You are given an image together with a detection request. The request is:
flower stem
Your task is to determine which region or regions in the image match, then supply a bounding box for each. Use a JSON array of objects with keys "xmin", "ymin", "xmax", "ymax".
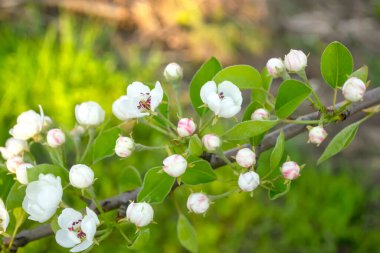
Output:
[
  {"xmin": 172, "ymin": 80, "xmax": 183, "ymax": 118},
  {"xmin": 282, "ymin": 119, "xmax": 321, "ymax": 125},
  {"xmin": 80, "ymin": 128, "xmax": 96, "ymax": 163},
  {"xmin": 332, "ymin": 89, "xmax": 338, "ymax": 108}
]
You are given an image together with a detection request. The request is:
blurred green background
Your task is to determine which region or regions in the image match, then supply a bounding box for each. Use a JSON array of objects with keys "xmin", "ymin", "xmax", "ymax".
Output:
[{"xmin": 1, "ymin": 1, "xmax": 380, "ymax": 252}]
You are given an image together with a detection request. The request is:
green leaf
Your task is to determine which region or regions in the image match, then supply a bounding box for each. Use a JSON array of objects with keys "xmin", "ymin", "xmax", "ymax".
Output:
[
  {"xmin": 223, "ymin": 120, "xmax": 278, "ymax": 140},
  {"xmin": 213, "ymin": 65, "xmax": 262, "ymax": 90},
  {"xmin": 188, "ymin": 135, "xmax": 203, "ymax": 157},
  {"xmin": 321, "ymin": 41, "xmax": 354, "ymax": 88},
  {"xmin": 129, "ymin": 228, "xmax": 150, "ymax": 250},
  {"xmin": 268, "ymin": 181, "xmax": 291, "ymax": 200},
  {"xmin": 318, "ymin": 122, "xmax": 360, "ymax": 164},
  {"xmin": 177, "ymin": 214, "xmax": 198, "ymax": 253},
  {"xmin": 0, "ymin": 170, "xmax": 15, "ymax": 200},
  {"xmin": 6, "ymin": 182, "xmax": 25, "ymax": 210},
  {"xmin": 92, "ymin": 127, "xmax": 120, "ymax": 163},
  {"xmin": 182, "ymin": 156, "xmax": 217, "ymax": 185},
  {"xmin": 275, "ymin": 80, "xmax": 311, "ymax": 119},
  {"xmin": 261, "ymin": 67, "xmax": 273, "ymax": 91},
  {"xmin": 189, "ymin": 57, "xmax": 222, "ymax": 115},
  {"xmin": 27, "ymin": 164, "xmax": 69, "ymax": 183},
  {"xmin": 137, "ymin": 167, "xmax": 175, "ymax": 204},
  {"xmin": 350, "ymin": 65, "xmax": 368, "ymax": 82},
  {"xmin": 117, "ymin": 166, "xmax": 142, "ymax": 192},
  {"xmin": 270, "ymin": 131, "xmax": 285, "ymax": 170}
]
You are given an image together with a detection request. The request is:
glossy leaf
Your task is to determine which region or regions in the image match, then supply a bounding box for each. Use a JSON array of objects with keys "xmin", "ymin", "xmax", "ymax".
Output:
[
  {"xmin": 270, "ymin": 130, "xmax": 285, "ymax": 170},
  {"xmin": 182, "ymin": 156, "xmax": 217, "ymax": 185},
  {"xmin": 188, "ymin": 135, "xmax": 203, "ymax": 157},
  {"xmin": 117, "ymin": 166, "xmax": 142, "ymax": 192},
  {"xmin": 350, "ymin": 65, "xmax": 368, "ymax": 82},
  {"xmin": 129, "ymin": 228, "xmax": 150, "ymax": 250},
  {"xmin": 213, "ymin": 65, "xmax": 262, "ymax": 90},
  {"xmin": 0, "ymin": 170, "xmax": 14, "ymax": 200},
  {"xmin": 27, "ymin": 164, "xmax": 69, "ymax": 183},
  {"xmin": 92, "ymin": 127, "xmax": 120, "ymax": 163},
  {"xmin": 6, "ymin": 182, "xmax": 25, "ymax": 210},
  {"xmin": 177, "ymin": 214, "xmax": 198, "ymax": 253},
  {"xmin": 261, "ymin": 67, "xmax": 273, "ymax": 91},
  {"xmin": 223, "ymin": 120, "xmax": 278, "ymax": 140}
]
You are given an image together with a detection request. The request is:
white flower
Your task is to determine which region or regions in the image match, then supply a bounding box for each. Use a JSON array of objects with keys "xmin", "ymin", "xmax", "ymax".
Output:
[
  {"xmin": 187, "ymin": 193, "xmax": 210, "ymax": 214},
  {"xmin": 6, "ymin": 156, "xmax": 23, "ymax": 173},
  {"xmin": 308, "ymin": 126, "xmax": 328, "ymax": 146},
  {"xmin": 16, "ymin": 163, "xmax": 34, "ymax": 185},
  {"xmin": 75, "ymin": 101, "xmax": 105, "ymax": 127},
  {"xmin": 115, "ymin": 136, "xmax": 135, "ymax": 158},
  {"xmin": 22, "ymin": 173, "xmax": 63, "ymax": 222},
  {"xmin": 342, "ymin": 77, "xmax": 366, "ymax": 102},
  {"xmin": 10, "ymin": 110, "xmax": 45, "ymax": 140},
  {"xmin": 47, "ymin": 128, "xmax": 66, "ymax": 148},
  {"xmin": 266, "ymin": 58, "xmax": 285, "ymax": 78},
  {"xmin": 251, "ymin": 108, "xmax": 270, "ymax": 121},
  {"xmin": 164, "ymin": 62, "xmax": 183, "ymax": 82},
  {"xmin": 238, "ymin": 171, "xmax": 260, "ymax": 192},
  {"xmin": 0, "ymin": 138, "xmax": 28, "ymax": 160},
  {"xmin": 55, "ymin": 207, "xmax": 100, "ymax": 252},
  {"xmin": 284, "ymin": 49, "xmax": 308, "ymax": 72},
  {"xmin": 200, "ymin": 81, "xmax": 242, "ymax": 118},
  {"xmin": 235, "ymin": 148, "xmax": 256, "ymax": 168},
  {"xmin": 163, "ymin": 154, "xmax": 187, "ymax": 177},
  {"xmin": 126, "ymin": 202, "xmax": 154, "ymax": 227},
  {"xmin": 280, "ymin": 161, "xmax": 301, "ymax": 180},
  {"xmin": 202, "ymin": 134, "xmax": 221, "ymax": 152},
  {"xmin": 177, "ymin": 118, "xmax": 196, "ymax": 137},
  {"xmin": 0, "ymin": 199, "xmax": 9, "ymax": 234},
  {"xmin": 69, "ymin": 164, "xmax": 94, "ymax": 189},
  {"xmin": 112, "ymin": 81, "xmax": 163, "ymax": 121}
]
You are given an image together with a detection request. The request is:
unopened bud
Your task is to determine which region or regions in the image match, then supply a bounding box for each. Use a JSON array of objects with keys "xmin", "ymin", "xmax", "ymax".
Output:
[
  {"xmin": 284, "ymin": 49, "xmax": 307, "ymax": 72},
  {"xmin": 266, "ymin": 58, "xmax": 285, "ymax": 78},
  {"xmin": 202, "ymin": 134, "xmax": 221, "ymax": 152},
  {"xmin": 342, "ymin": 77, "xmax": 366, "ymax": 102},
  {"xmin": 235, "ymin": 148, "xmax": 256, "ymax": 168},
  {"xmin": 16, "ymin": 163, "xmax": 34, "ymax": 185},
  {"xmin": 308, "ymin": 126, "xmax": 327, "ymax": 146},
  {"xmin": 6, "ymin": 156, "xmax": 23, "ymax": 173},
  {"xmin": 280, "ymin": 161, "xmax": 300, "ymax": 180},
  {"xmin": 164, "ymin": 62, "xmax": 183, "ymax": 82},
  {"xmin": 69, "ymin": 164, "xmax": 94, "ymax": 189},
  {"xmin": 115, "ymin": 136, "xmax": 135, "ymax": 158},
  {"xmin": 163, "ymin": 154, "xmax": 187, "ymax": 177},
  {"xmin": 187, "ymin": 193, "xmax": 210, "ymax": 214},
  {"xmin": 126, "ymin": 202, "xmax": 154, "ymax": 227},
  {"xmin": 47, "ymin": 128, "xmax": 66, "ymax": 148},
  {"xmin": 177, "ymin": 118, "xmax": 196, "ymax": 137},
  {"xmin": 238, "ymin": 171, "xmax": 260, "ymax": 192},
  {"xmin": 251, "ymin": 108, "xmax": 270, "ymax": 121}
]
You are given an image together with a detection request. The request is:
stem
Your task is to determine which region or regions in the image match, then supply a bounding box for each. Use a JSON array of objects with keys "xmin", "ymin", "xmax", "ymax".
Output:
[
  {"xmin": 199, "ymin": 115, "xmax": 215, "ymax": 134},
  {"xmin": 208, "ymin": 188, "xmax": 238, "ymax": 201},
  {"xmin": 135, "ymin": 144, "xmax": 168, "ymax": 151},
  {"xmin": 116, "ymin": 226, "xmax": 132, "ymax": 244},
  {"xmin": 298, "ymin": 70, "xmax": 324, "ymax": 109},
  {"xmin": 157, "ymin": 111, "xmax": 177, "ymax": 131},
  {"xmin": 140, "ymin": 119, "xmax": 176, "ymax": 138},
  {"xmin": 282, "ymin": 119, "xmax": 321, "ymax": 125},
  {"xmin": 172, "ymin": 80, "xmax": 183, "ymax": 117},
  {"xmin": 80, "ymin": 129, "xmax": 95, "ymax": 163},
  {"xmin": 332, "ymin": 89, "xmax": 338, "ymax": 108}
]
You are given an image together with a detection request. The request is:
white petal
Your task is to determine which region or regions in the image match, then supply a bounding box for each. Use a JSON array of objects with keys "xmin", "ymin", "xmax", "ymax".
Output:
[
  {"xmin": 58, "ymin": 208, "xmax": 83, "ymax": 229},
  {"xmin": 70, "ymin": 239, "xmax": 93, "ymax": 253},
  {"xmin": 55, "ymin": 229, "xmax": 81, "ymax": 248},
  {"xmin": 150, "ymin": 81, "xmax": 164, "ymax": 111},
  {"xmin": 81, "ymin": 216, "xmax": 97, "ymax": 240},
  {"xmin": 85, "ymin": 207, "xmax": 100, "ymax": 225},
  {"xmin": 218, "ymin": 81, "xmax": 242, "ymax": 106},
  {"xmin": 200, "ymin": 81, "xmax": 217, "ymax": 104},
  {"xmin": 205, "ymin": 93, "xmax": 221, "ymax": 115},
  {"xmin": 112, "ymin": 96, "xmax": 146, "ymax": 120},
  {"xmin": 218, "ymin": 97, "xmax": 241, "ymax": 118},
  {"xmin": 127, "ymin": 82, "xmax": 151, "ymax": 98}
]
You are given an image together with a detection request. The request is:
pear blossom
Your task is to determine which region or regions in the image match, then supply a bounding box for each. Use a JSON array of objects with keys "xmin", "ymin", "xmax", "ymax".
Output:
[
  {"xmin": 115, "ymin": 136, "xmax": 135, "ymax": 158},
  {"xmin": 22, "ymin": 174, "xmax": 63, "ymax": 222},
  {"xmin": 251, "ymin": 108, "xmax": 270, "ymax": 121},
  {"xmin": 342, "ymin": 77, "xmax": 366, "ymax": 102},
  {"xmin": 0, "ymin": 138, "xmax": 28, "ymax": 160},
  {"xmin": 0, "ymin": 199, "xmax": 9, "ymax": 234},
  {"xmin": 47, "ymin": 128, "xmax": 66, "ymax": 148},
  {"xmin": 238, "ymin": 171, "xmax": 260, "ymax": 192},
  {"xmin": 202, "ymin": 134, "xmax": 221, "ymax": 152},
  {"xmin": 163, "ymin": 154, "xmax": 187, "ymax": 177},
  {"xmin": 280, "ymin": 161, "xmax": 301, "ymax": 180},
  {"xmin": 69, "ymin": 164, "xmax": 94, "ymax": 189},
  {"xmin": 112, "ymin": 81, "xmax": 163, "ymax": 121},
  {"xmin": 200, "ymin": 81, "xmax": 242, "ymax": 118},
  {"xmin": 55, "ymin": 207, "xmax": 100, "ymax": 252},
  {"xmin": 266, "ymin": 58, "xmax": 285, "ymax": 78},
  {"xmin": 126, "ymin": 202, "xmax": 154, "ymax": 227},
  {"xmin": 6, "ymin": 156, "xmax": 23, "ymax": 173},
  {"xmin": 284, "ymin": 49, "xmax": 308, "ymax": 72},
  {"xmin": 308, "ymin": 126, "xmax": 328, "ymax": 146},
  {"xmin": 187, "ymin": 193, "xmax": 210, "ymax": 214},
  {"xmin": 177, "ymin": 118, "xmax": 196, "ymax": 137},
  {"xmin": 164, "ymin": 62, "xmax": 183, "ymax": 82},
  {"xmin": 75, "ymin": 101, "xmax": 105, "ymax": 127},
  {"xmin": 9, "ymin": 109, "xmax": 45, "ymax": 140},
  {"xmin": 235, "ymin": 148, "xmax": 256, "ymax": 168},
  {"xmin": 16, "ymin": 163, "xmax": 34, "ymax": 185}
]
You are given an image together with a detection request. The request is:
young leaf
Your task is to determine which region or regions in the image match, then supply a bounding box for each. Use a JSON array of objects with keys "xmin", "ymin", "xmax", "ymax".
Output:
[
  {"xmin": 137, "ymin": 167, "xmax": 175, "ymax": 204},
  {"xmin": 6, "ymin": 182, "xmax": 25, "ymax": 210},
  {"xmin": 188, "ymin": 135, "xmax": 203, "ymax": 157},
  {"xmin": 177, "ymin": 214, "xmax": 198, "ymax": 253},
  {"xmin": 182, "ymin": 156, "xmax": 217, "ymax": 185},
  {"xmin": 223, "ymin": 120, "xmax": 279, "ymax": 140},
  {"xmin": 189, "ymin": 57, "xmax": 222, "ymax": 116},
  {"xmin": 128, "ymin": 228, "xmax": 150, "ymax": 250},
  {"xmin": 321, "ymin": 41, "xmax": 354, "ymax": 88},
  {"xmin": 117, "ymin": 166, "xmax": 142, "ymax": 192},
  {"xmin": 350, "ymin": 65, "xmax": 368, "ymax": 82},
  {"xmin": 318, "ymin": 122, "xmax": 360, "ymax": 164},
  {"xmin": 275, "ymin": 80, "xmax": 311, "ymax": 119},
  {"xmin": 213, "ymin": 65, "xmax": 262, "ymax": 90},
  {"xmin": 270, "ymin": 130, "xmax": 285, "ymax": 170},
  {"xmin": 92, "ymin": 127, "xmax": 120, "ymax": 163},
  {"xmin": 27, "ymin": 164, "xmax": 69, "ymax": 183}
]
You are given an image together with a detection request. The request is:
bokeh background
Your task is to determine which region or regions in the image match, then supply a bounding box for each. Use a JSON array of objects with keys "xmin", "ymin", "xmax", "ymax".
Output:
[{"xmin": 1, "ymin": 0, "xmax": 380, "ymax": 252}]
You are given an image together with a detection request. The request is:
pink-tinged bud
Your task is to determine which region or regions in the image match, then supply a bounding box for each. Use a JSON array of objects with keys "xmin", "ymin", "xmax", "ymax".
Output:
[
  {"xmin": 163, "ymin": 154, "xmax": 187, "ymax": 177},
  {"xmin": 69, "ymin": 164, "xmax": 94, "ymax": 189},
  {"xmin": 280, "ymin": 161, "xmax": 300, "ymax": 180},
  {"xmin": 16, "ymin": 163, "xmax": 33, "ymax": 185},
  {"xmin": 115, "ymin": 136, "xmax": 135, "ymax": 158},
  {"xmin": 164, "ymin": 62, "xmax": 183, "ymax": 82},
  {"xmin": 126, "ymin": 202, "xmax": 154, "ymax": 227},
  {"xmin": 177, "ymin": 118, "xmax": 197, "ymax": 137},
  {"xmin": 284, "ymin": 49, "xmax": 307, "ymax": 72},
  {"xmin": 251, "ymin": 108, "xmax": 270, "ymax": 121},
  {"xmin": 342, "ymin": 77, "xmax": 366, "ymax": 102},
  {"xmin": 187, "ymin": 193, "xmax": 210, "ymax": 214},
  {"xmin": 47, "ymin": 128, "xmax": 66, "ymax": 148},
  {"xmin": 235, "ymin": 148, "xmax": 256, "ymax": 168},
  {"xmin": 308, "ymin": 126, "xmax": 327, "ymax": 146},
  {"xmin": 6, "ymin": 156, "xmax": 23, "ymax": 173},
  {"xmin": 202, "ymin": 134, "xmax": 221, "ymax": 152},
  {"xmin": 238, "ymin": 171, "xmax": 260, "ymax": 192},
  {"xmin": 266, "ymin": 58, "xmax": 285, "ymax": 78}
]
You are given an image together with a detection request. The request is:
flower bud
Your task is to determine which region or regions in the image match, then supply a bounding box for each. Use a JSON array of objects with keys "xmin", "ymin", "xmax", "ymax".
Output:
[
  {"xmin": 251, "ymin": 108, "xmax": 270, "ymax": 121},
  {"xmin": 308, "ymin": 126, "xmax": 327, "ymax": 146},
  {"xmin": 6, "ymin": 156, "xmax": 23, "ymax": 173},
  {"xmin": 16, "ymin": 163, "xmax": 34, "ymax": 185},
  {"xmin": 0, "ymin": 138, "xmax": 28, "ymax": 160},
  {"xmin": 126, "ymin": 202, "xmax": 154, "ymax": 227},
  {"xmin": 69, "ymin": 164, "xmax": 94, "ymax": 189},
  {"xmin": 115, "ymin": 136, "xmax": 135, "ymax": 158},
  {"xmin": 75, "ymin": 101, "xmax": 105, "ymax": 127},
  {"xmin": 0, "ymin": 199, "xmax": 9, "ymax": 234},
  {"xmin": 9, "ymin": 110, "xmax": 44, "ymax": 140},
  {"xmin": 164, "ymin": 62, "xmax": 183, "ymax": 82},
  {"xmin": 47, "ymin": 128, "xmax": 66, "ymax": 148},
  {"xmin": 235, "ymin": 148, "xmax": 256, "ymax": 168},
  {"xmin": 284, "ymin": 49, "xmax": 307, "ymax": 72},
  {"xmin": 266, "ymin": 58, "xmax": 285, "ymax": 78},
  {"xmin": 342, "ymin": 77, "xmax": 366, "ymax": 102},
  {"xmin": 281, "ymin": 161, "xmax": 300, "ymax": 180},
  {"xmin": 163, "ymin": 154, "xmax": 187, "ymax": 177},
  {"xmin": 238, "ymin": 171, "xmax": 260, "ymax": 192},
  {"xmin": 187, "ymin": 193, "xmax": 210, "ymax": 214},
  {"xmin": 177, "ymin": 118, "xmax": 196, "ymax": 137},
  {"xmin": 202, "ymin": 134, "xmax": 221, "ymax": 152}
]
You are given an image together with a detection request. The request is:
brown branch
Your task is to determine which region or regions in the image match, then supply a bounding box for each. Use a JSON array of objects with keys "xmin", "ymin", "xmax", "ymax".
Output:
[{"xmin": 3, "ymin": 87, "xmax": 380, "ymax": 251}]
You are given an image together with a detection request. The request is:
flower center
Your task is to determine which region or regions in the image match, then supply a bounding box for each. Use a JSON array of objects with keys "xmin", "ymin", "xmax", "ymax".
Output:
[
  {"xmin": 218, "ymin": 92, "xmax": 224, "ymax": 99},
  {"xmin": 68, "ymin": 219, "xmax": 86, "ymax": 240},
  {"xmin": 137, "ymin": 93, "xmax": 151, "ymax": 111}
]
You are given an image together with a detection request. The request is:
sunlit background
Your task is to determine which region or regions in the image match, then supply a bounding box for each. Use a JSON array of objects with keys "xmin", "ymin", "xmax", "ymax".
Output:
[{"xmin": 1, "ymin": 0, "xmax": 380, "ymax": 252}]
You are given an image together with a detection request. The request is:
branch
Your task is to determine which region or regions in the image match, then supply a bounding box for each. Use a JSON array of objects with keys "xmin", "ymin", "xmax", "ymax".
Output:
[{"xmin": 4, "ymin": 87, "xmax": 380, "ymax": 251}]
